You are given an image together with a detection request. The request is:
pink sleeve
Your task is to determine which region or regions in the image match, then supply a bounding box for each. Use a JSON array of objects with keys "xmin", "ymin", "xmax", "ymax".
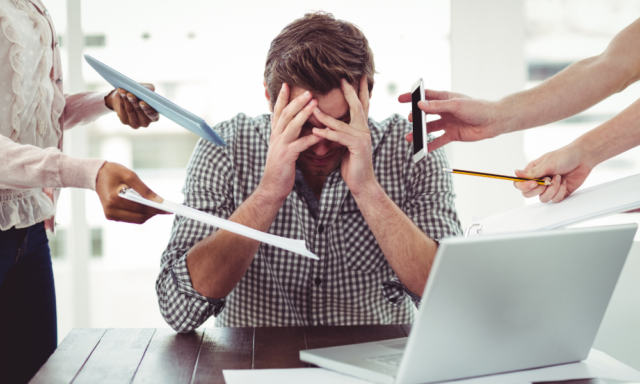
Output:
[
  {"xmin": 62, "ymin": 90, "xmax": 113, "ymax": 130},
  {"xmin": 0, "ymin": 134, "xmax": 105, "ymax": 191}
]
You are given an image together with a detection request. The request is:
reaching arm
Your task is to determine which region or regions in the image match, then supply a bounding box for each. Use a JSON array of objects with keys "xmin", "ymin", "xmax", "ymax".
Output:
[
  {"xmin": 513, "ymin": 95, "xmax": 640, "ymax": 202},
  {"xmin": 398, "ymin": 17, "xmax": 640, "ymax": 151}
]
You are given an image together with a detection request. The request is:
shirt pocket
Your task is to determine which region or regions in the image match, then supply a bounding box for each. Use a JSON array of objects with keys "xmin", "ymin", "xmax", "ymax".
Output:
[{"xmin": 339, "ymin": 210, "xmax": 387, "ymax": 273}]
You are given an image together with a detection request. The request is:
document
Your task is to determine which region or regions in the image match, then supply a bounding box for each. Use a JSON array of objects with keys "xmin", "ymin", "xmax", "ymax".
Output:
[
  {"xmin": 468, "ymin": 173, "xmax": 640, "ymax": 236},
  {"xmin": 120, "ymin": 189, "xmax": 318, "ymax": 260},
  {"xmin": 223, "ymin": 349, "xmax": 640, "ymax": 384}
]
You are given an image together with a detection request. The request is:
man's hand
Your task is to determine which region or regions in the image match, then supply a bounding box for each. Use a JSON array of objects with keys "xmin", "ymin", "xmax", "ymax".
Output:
[
  {"xmin": 397, "ymin": 89, "xmax": 503, "ymax": 152},
  {"xmin": 312, "ymin": 77, "xmax": 376, "ymax": 196},
  {"xmin": 95, "ymin": 162, "xmax": 168, "ymax": 223},
  {"xmin": 105, "ymin": 84, "xmax": 160, "ymax": 129},
  {"xmin": 513, "ymin": 143, "xmax": 593, "ymax": 203},
  {"xmin": 259, "ymin": 83, "xmax": 323, "ymax": 201}
]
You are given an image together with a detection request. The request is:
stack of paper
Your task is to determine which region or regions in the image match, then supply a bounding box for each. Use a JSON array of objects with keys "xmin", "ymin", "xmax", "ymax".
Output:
[
  {"xmin": 470, "ymin": 173, "xmax": 640, "ymax": 236},
  {"xmin": 223, "ymin": 349, "xmax": 640, "ymax": 384}
]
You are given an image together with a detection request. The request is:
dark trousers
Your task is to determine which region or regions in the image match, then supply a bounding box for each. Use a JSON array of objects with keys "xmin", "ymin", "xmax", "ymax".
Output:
[{"xmin": 0, "ymin": 222, "xmax": 57, "ymax": 384}]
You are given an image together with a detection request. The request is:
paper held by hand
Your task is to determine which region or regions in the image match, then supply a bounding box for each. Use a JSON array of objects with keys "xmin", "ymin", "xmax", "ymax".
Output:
[{"xmin": 119, "ymin": 189, "xmax": 318, "ymax": 260}]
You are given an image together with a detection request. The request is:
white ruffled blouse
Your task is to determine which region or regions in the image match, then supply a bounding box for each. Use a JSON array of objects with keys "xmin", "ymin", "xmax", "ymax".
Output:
[{"xmin": 0, "ymin": 0, "xmax": 109, "ymax": 231}]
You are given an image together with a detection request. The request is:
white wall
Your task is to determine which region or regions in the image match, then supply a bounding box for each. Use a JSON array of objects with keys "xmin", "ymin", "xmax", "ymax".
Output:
[{"xmin": 449, "ymin": 0, "xmax": 526, "ymax": 228}]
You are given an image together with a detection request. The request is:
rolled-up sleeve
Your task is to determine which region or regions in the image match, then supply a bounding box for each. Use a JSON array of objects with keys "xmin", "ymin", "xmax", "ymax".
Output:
[
  {"xmin": 381, "ymin": 131, "xmax": 463, "ymax": 307},
  {"xmin": 156, "ymin": 136, "xmax": 235, "ymax": 333}
]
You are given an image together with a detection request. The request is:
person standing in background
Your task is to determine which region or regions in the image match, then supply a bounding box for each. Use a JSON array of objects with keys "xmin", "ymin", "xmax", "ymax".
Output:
[
  {"xmin": 399, "ymin": 17, "xmax": 640, "ymax": 204},
  {"xmin": 0, "ymin": 0, "xmax": 166, "ymax": 382}
]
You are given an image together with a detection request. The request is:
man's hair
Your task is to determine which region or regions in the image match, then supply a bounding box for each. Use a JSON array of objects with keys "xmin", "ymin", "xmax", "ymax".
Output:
[{"xmin": 264, "ymin": 11, "xmax": 375, "ymax": 107}]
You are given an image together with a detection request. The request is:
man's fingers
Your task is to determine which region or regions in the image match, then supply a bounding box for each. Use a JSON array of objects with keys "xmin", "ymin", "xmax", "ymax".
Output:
[
  {"xmin": 276, "ymin": 90, "xmax": 312, "ymax": 134},
  {"xmin": 312, "ymin": 127, "xmax": 357, "ymax": 147},
  {"xmin": 272, "ymin": 83, "xmax": 290, "ymax": 133},
  {"xmin": 405, "ymin": 132, "xmax": 413, "ymax": 143},
  {"xmin": 312, "ymin": 107, "xmax": 356, "ymax": 135},
  {"xmin": 521, "ymin": 183, "xmax": 547, "ymax": 198},
  {"xmin": 358, "ymin": 76, "xmax": 370, "ymax": 116},
  {"xmin": 112, "ymin": 95, "xmax": 130, "ymax": 126},
  {"xmin": 341, "ymin": 79, "xmax": 366, "ymax": 128},
  {"xmin": 289, "ymin": 132, "xmax": 323, "ymax": 153},
  {"xmin": 280, "ymin": 98, "xmax": 317, "ymax": 141}
]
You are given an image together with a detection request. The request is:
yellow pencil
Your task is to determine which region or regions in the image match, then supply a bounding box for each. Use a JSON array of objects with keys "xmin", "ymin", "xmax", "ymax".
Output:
[{"xmin": 442, "ymin": 168, "xmax": 552, "ymax": 185}]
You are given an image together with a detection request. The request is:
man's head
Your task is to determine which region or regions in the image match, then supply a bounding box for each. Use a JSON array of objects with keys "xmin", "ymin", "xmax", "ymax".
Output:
[{"xmin": 264, "ymin": 12, "xmax": 375, "ymax": 176}]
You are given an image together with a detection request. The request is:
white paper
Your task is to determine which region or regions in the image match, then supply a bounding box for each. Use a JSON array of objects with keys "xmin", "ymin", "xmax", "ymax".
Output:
[
  {"xmin": 223, "ymin": 368, "xmax": 373, "ymax": 384},
  {"xmin": 223, "ymin": 349, "xmax": 640, "ymax": 384},
  {"xmin": 120, "ymin": 189, "xmax": 318, "ymax": 260},
  {"xmin": 473, "ymin": 173, "xmax": 640, "ymax": 236}
]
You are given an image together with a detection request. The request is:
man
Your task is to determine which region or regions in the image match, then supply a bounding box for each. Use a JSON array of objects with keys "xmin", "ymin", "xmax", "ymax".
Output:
[
  {"xmin": 157, "ymin": 12, "xmax": 461, "ymax": 332},
  {"xmin": 400, "ymin": 17, "xmax": 640, "ymax": 203}
]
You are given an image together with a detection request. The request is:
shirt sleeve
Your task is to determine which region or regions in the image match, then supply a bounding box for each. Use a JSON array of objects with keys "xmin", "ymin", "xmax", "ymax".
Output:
[
  {"xmin": 0, "ymin": 134, "xmax": 105, "ymax": 190},
  {"xmin": 62, "ymin": 91, "xmax": 112, "ymax": 130},
  {"xmin": 380, "ymin": 128, "xmax": 463, "ymax": 307},
  {"xmin": 156, "ymin": 137, "xmax": 236, "ymax": 333}
]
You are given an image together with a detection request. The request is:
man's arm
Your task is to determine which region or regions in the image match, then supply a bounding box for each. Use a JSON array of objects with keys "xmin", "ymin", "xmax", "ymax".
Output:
[
  {"xmin": 185, "ymin": 84, "xmax": 322, "ymax": 299},
  {"xmin": 397, "ymin": 17, "xmax": 640, "ymax": 152},
  {"xmin": 313, "ymin": 78, "xmax": 456, "ymax": 296}
]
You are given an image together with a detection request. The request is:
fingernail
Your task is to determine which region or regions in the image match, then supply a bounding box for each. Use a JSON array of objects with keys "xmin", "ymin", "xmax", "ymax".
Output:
[
  {"xmin": 418, "ymin": 100, "xmax": 429, "ymax": 108},
  {"xmin": 529, "ymin": 182, "xmax": 537, "ymax": 190},
  {"xmin": 119, "ymin": 92, "xmax": 126, "ymax": 98},
  {"xmin": 562, "ymin": 179, "xmax": 567, "ymax": 185},
  {"xmin": 281, "ymin": 83, "xmax": 285, "ymax": 91},
  {"xmin": 127, "ymin": 96, "xmax": 136, "ymax": 102},
  {"xmin": 515, "ymin": 169, "xmax": 523, "ymax": 174},
  {"xmin": 304, "ymin": 91, "xmax": 310, "ymax": 97},
  {"xmin": 314, "ymin": 107, "xmax": 320, "ymax": 114}
]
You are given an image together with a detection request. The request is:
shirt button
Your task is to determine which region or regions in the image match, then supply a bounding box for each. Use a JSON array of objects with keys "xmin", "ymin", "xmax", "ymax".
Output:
[
  {"xmin": 56, "ymin": 78, "xmax": 63, "ymax": 84},
  {"xmin": 318, "ymin": 224, "xmax": 324, "ymax": 234},
  {"xmin": 55, "ymin": 41, "xmax": 59, "ymax": 48},
  {"xmin": 44, "ymin": 9, "xmax": 49, "ymax": 15},
  {"xmin": 314, "ymin": 277, "xmax": 322, "ymax": 286}
]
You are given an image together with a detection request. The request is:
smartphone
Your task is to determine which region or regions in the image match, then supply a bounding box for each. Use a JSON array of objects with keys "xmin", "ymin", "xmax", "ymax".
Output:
[{"xmin": 411, "ymin": 78, "xmax": 428, "ymax": 163}]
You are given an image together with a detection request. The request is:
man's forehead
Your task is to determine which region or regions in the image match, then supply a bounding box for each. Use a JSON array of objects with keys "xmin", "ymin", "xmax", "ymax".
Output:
[{"xmin": 290, "ymin": 86, "xmax": 349, "ymax": 120}]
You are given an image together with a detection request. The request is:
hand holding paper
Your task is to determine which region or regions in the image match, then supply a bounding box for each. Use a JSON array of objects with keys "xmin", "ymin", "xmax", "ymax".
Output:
[{"xmin": 119, "ymin": 188, "xmax": 318, "ymax": 259}]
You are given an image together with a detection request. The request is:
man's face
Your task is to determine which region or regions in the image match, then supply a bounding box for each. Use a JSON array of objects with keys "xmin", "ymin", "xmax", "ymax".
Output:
[{"xmin": 290, "ymin": 86, "xmax": 350, "ymax": 176}]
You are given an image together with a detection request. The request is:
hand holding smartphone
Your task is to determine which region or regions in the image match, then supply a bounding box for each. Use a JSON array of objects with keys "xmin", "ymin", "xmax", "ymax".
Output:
[{"xmin": 411, "ymin": 78, "xmax": 428, "ymax": 163}]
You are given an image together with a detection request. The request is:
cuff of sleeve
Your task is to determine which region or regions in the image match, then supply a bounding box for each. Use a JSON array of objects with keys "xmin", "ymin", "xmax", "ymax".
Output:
[
  {"xmin": 57, "ymin": 155, "xmax": 106, "ymax": 191},
  {"xmin": 381, "ymin": 277, "xmax": 421, "ymax": 308},
  {"xmin": 171, "ymin": 253, "xmax": 226, "ymax": 316}
]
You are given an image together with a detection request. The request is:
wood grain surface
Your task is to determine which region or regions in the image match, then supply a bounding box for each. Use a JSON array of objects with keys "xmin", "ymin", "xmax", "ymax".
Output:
[{"xmin": 29, "ymin": 325, "xmax": 597, "ymax": 384}]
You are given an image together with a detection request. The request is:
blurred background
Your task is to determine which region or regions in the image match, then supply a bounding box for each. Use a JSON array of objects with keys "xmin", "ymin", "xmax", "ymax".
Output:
[{"xmin": 45, "ymin": 0, "xmax": 640, "ymax": 370}]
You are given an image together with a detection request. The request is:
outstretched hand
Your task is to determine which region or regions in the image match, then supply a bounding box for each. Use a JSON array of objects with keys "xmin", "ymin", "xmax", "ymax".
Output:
[
  {"xmin": 106, "ymin": 84, "xmax": 160, "ymax": 129},
  {"xmin": 513, "ymin": 143, "xmax": 593, "ymax": 203},
  {"xmin": 95, "ymin": 162, "xmax": 168, "ymax": 224},
  {"xmin": 398, "ymin": 89, "xmax": 503, "ymax": 152}
]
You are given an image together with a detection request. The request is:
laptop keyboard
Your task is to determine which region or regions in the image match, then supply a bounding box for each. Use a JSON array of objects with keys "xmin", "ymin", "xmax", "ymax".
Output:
[{"xmin": 366, "ymin": 353, "xmax": 403, "ymax": 367}]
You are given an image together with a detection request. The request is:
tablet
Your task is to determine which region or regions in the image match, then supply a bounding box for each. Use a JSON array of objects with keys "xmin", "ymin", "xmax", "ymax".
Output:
[{"xmin": 85, "ymin": 55, "xmax": 226, "ymax": 146}]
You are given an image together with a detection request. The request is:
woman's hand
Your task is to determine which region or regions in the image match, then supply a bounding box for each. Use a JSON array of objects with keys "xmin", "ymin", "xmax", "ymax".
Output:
[
  {"xmin": 398, "ymin": 89, "xmax": 504, "ymax": 152},
  {"xmin": 105, "ymin": 84, "xmax": 160, "ymax": 129},
  {"xmin": 95, "ymin": 162, "xmax": 168, "ymax": 224},
  {"xmin": 513, "ymin": 143, "xmax": 593, "ymax": 203}
]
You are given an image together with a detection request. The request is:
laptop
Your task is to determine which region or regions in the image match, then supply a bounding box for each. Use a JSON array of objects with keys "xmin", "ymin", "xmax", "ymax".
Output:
[{"xmin": 300, "ymin": 224, "xmax": 637, "ymax": 384}]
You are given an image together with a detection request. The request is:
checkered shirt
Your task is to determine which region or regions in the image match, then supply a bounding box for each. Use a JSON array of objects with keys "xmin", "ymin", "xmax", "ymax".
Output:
[{"xmin": 156, "ymin": 113, "xmax": 461, "ymax": 332}]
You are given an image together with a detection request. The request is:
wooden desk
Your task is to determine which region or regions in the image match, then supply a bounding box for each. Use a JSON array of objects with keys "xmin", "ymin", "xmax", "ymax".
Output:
[{"xmin": 29, "ymin": 325, "xmax": 599, "ymax": 384}]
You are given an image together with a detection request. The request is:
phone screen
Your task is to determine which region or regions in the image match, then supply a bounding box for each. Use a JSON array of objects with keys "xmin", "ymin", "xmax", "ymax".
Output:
[{"xmin": 412, "ymin": 87, "xmax": 424, "ymax": 154}]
